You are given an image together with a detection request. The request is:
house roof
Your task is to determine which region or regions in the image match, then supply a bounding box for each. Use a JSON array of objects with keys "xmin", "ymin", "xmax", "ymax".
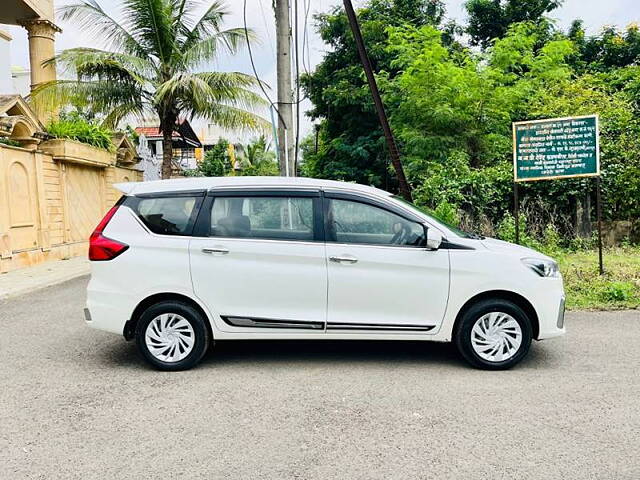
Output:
[
  {"xmin": 112, "ymin": 132, "xmax": 139, "ymax": 165},
  {"xmin": 134, "ymin": 118, "xmax": 202, "ymax": 148},
  {"xmin": 0, "ymin": 95, "xmax": 44, "ymax": 138},
  {"xmin": 134, "ymin": 126, "xmax": 180, "ymax": 138}
]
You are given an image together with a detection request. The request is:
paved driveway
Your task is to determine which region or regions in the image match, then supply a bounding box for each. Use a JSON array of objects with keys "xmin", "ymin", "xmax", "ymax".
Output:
[{"xmin": 1, "ymin": 277, "xmax": 638, "ymax": 479}]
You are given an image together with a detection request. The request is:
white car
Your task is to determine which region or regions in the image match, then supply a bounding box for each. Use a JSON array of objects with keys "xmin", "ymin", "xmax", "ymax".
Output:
[{"xmin": 85, "ymin": 177, "xmax": 566, "ymax": 371}]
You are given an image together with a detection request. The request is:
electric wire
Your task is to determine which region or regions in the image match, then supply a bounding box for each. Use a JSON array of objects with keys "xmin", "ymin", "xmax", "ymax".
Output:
[
  {"xmin": 301, "ymin": 0, "xmax": 312, "ymax": 76},
  {"xmin": 243, "ymin": 0, "xmax": 285, "ymax": 127},
  {"xmin": 258, "ymin": 0, "xmax": 276, "ymax": 58}
]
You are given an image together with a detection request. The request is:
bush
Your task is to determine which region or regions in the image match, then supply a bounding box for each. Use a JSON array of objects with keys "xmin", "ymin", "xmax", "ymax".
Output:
[
  {"xmin": 47, "ymin": 113, "xmax": 114, "ymax": 151},
  {"xmin": 432, "ymin": 201, "xmax": 460, "ymax": 227},
  {"xmin": 558, "ymin": 246, "xmax": 640, "ymax": 309},
  {"xmin": 600, "ymin": 281, "xmax": 635, "ymax": 302},
  {"xmin": 495, "ymin": 214, "xmax": 542, "ymax": 250},
  {"xmin": 0, "ymin": 137, "xmax": 22, "ymax": 147}
]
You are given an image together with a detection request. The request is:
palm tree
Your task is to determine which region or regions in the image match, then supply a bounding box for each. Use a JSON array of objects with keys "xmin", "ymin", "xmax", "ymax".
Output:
[
  {"xmin": 33, "ymin": 0, "xmax": 268, "ymax": 179},
  {"xmin": 238, "ymin": 135, "xmax": 278, "ymax": 176},
  {"xmin": 243, "ymin": 135, "xmax": 275, "ymax": 167}
]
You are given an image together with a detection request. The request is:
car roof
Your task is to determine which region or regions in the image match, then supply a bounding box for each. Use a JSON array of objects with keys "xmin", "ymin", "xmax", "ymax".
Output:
[{"xmin": 115, "ymin": 176, "xmax": 392, "ymax": 198}]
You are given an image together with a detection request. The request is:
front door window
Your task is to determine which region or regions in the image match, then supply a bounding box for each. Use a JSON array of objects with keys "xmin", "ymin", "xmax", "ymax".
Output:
[{"xmin": 326, "ymin": 198, "xmax": 425, "ymax": 247}]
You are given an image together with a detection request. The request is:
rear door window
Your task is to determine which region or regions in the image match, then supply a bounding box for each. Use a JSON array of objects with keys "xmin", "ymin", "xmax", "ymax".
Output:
[
  {"xmin": 210, "ymin": 196, "xmax": 315, "ymax": 241},
  {"xmin": 131, "ymin": 195, "xmax": 203, "ymax": 235}
]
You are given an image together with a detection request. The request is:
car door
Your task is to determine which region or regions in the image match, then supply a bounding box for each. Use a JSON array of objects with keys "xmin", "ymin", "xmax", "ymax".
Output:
[
  {"xmin": 324, "ymin": 192, "xmax": 450, "ymax": 332},
  {"xmin": 189, "ymin": 190, "xmax": 328, "ymax": 332}
]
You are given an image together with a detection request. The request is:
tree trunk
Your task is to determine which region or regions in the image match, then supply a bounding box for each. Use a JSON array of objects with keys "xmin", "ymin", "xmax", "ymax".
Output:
[{"xmin": 161, "ymin": 130, "xmax": 173, "ymax": 179}]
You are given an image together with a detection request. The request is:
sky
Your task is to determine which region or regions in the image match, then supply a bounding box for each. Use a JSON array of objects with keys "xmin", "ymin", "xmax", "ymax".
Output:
[{"xmin": 4, "ymin": 0, "xmax": 639, "ymax": 138}]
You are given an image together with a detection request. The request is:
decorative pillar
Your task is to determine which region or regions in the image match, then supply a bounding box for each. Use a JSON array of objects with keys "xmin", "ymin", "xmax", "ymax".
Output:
[{"xmin": 19, "ymin": 18, "xmax": 61, "ymax": 123}]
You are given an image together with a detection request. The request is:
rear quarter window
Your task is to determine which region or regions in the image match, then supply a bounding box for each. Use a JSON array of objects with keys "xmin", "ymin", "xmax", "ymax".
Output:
[{"xmin": 128, "ymin": 194, "xmax": 203, "ymax": 236}]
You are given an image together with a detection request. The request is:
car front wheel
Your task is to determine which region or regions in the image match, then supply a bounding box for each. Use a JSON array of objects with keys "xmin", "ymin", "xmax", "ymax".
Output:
[
  {"xmin": 135, "ymin": 301, "xmax": 210, "ymax": 371},
  {"xmin": 455, "ymin": 299, "xmax": 532, "ymax": 370}
]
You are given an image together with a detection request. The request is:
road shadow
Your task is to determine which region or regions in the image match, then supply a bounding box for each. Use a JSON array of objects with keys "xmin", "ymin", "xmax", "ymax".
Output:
[
  {"xmin": 202, "ymin": 339, "xmax": 464, "ymax": 368},
  {"xmin": 93, "ymin": 336, "xmax": 559, "ymax": 372}
]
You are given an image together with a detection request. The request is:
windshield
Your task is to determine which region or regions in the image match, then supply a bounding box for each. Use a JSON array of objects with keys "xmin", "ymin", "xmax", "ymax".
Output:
[{"xmin": 391, "ymin": 196, "xmax": 481, "ymax": 239}]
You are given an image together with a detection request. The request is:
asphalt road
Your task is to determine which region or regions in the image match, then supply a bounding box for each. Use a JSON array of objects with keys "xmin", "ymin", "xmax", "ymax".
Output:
[{"xmin": 1, "ymin": 277, "xmax": 639, "ymax": 479}]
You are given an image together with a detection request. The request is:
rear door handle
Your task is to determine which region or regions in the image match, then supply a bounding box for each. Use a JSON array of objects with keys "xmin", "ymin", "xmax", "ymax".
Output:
[
  {"xmin": 329, "ymin": 255, "xmax": 358, "ymax": 264},
  {"xmin": 202, "ymin": 247, "xmax": 229, "ymax": 255}
]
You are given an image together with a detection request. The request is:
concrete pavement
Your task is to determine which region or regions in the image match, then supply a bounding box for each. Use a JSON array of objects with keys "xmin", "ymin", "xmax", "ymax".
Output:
[
  {"xmin": 0, "ymin": 257, "xmax": 89, "ymax": 300},
  {"xmin": 0, "ymin": 277, "xmax": 639, "ymax": 479}
]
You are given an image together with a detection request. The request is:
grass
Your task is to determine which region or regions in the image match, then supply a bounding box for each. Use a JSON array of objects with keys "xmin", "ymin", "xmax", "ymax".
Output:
[{"xmin": 554, "ymin": 246, "xmax": 640, "ymax": 310}]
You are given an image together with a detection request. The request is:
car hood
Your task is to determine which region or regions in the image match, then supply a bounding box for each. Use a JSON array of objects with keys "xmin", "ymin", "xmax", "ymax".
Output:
[{"xmin": 480, "ymin": 237, "xmax": 553, "ymax": 261}]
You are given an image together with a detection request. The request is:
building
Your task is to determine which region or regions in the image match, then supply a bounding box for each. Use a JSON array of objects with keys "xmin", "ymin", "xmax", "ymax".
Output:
[
  {"xmin": 0, "ymin": 95, "xmax": 142, "ymax": 273},
  {"xmin": 0, "ymin": 0, "xmax": 59, "ymax": 122},
  {"xmin": 135, "ymin": 119, "xmax": 203, "ymax": 177},
  {"xmin": 0, "ymin": 1, "xmax": 142, "ymax": 273},
  {"xmin": 0, "ymin": 31, "xmax": 30, "ymax": 96}
]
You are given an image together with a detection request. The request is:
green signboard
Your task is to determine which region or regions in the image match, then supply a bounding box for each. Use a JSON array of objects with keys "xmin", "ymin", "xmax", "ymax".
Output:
[{"xmin": 513, "ymin": 115, "xmax": 600, "ymax": 182}]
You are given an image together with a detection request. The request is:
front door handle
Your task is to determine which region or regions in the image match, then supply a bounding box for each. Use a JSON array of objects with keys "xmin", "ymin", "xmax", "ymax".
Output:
[
  {"xmin": 202, "ymin": 247, "xmax": 229, "ymax": 255},
  {"xmin": 329, "ymin": 255, "xmax": 358, "ymax": 264}
]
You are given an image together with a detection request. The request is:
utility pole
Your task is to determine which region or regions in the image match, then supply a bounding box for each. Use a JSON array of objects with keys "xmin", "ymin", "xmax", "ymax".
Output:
[
  {"xmin": 343, "ymin": 0, "xmax": 412, "ymax": 202},
  {"xmin": 275, "ymin": 0, "xmax": 296, "ymax": 176}
]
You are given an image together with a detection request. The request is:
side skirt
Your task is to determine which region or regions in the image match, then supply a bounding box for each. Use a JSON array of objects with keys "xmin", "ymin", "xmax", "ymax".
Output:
[
  {"xmin": 222, "ymin": 316, "xmax": 324, "ymax": 330},
  {"xmin": 327, "ymin": 322, "xmax": 436, "ymax": 332},
  {"xmin": 222, "ymin": 316, "xmax": 436, "ymax": 333}
]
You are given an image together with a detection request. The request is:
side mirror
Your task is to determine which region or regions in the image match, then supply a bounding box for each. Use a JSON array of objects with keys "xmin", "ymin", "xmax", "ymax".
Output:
[{"xmin": 424, "ymin": 226, "xmax": 443, "ymax": 250}]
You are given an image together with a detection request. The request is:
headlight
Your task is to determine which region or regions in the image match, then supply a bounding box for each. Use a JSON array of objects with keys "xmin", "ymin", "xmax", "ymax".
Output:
[{"xmin": 521, "ymin": 257, "xmax": 560, "ymax": 278}]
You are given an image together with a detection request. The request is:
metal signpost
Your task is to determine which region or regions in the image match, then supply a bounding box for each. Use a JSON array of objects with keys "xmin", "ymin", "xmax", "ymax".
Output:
[{"xmin": 513, "ymin": 115, "xmax": 604, "ymax": 274}]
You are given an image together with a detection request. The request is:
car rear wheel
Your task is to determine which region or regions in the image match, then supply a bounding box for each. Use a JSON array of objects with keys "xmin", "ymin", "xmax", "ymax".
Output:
[
  {"xmin": 455, "ymin": 299, "xmax": 532, "ymax": 370},
  {"xmin": 136, "ymin": 301, "xmax": 210, "ymax": 371}
]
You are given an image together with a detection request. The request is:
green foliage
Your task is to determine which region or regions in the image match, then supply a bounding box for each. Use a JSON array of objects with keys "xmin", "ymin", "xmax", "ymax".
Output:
[
  {"xmin": 301, "ymin": 0, "xmax": 640, "ymax": 243},
  {"xmin": 32, "ymin": 0, "xmax": 268, "ymax": 178},
  {"xmin": 0, "ymin": 138, "xmax": 22, "ymax": 147},
  {"xmin": 432, "ymin": 201, "xmax": 460, "ymax": 227},
  {"xmin": 300, "ymin": 0, "xmax": 447, "ymax": 190},
  {"xmin": 384, "ymin": 22, "xmax": 581, "ymax": 229},
  {"xmin": 46, "ymin": 113, "xmax": 114, "ymax": 151},
  {"xmin": 186, "ymin": 137, "xmax": 278, "ymax": 178},
  {"xmin": 495, "ymin": 214, "xmax": 542, "ymax": 250},
  {"xmin": 194, "ymin": 140, "xmax": 230, "ymax": 177},
  {"xmin": 570, "ymin": 22, "xmax": 640, "ymax": 72},
  {"xmin": 125, "ymin": 125, "xmax": 140, "ymax": 146},
  {"xmin": 542, "ymin": 224, "xmax": 562, "ymax": 253},
  {"xmin": 236, "ymin": 136, "xmax": 279, "ymax": 176},
  {"xmin": 558, "ymin": 247, "xmax": 640, "ymax": 309},
  {"xmin": 240, "ymin": 161, "xmax": 279, "ymax": 177},
  {"xmin": 526, "ymin": 73, "xmax": 640, "ymax": 221},
  {"xmin": 464, "ymin": 0, "xmax": 562, "ymax": 49},
  {"xmin": 601, "ymin": 281, "xmax": 635, "ymax": 302}
]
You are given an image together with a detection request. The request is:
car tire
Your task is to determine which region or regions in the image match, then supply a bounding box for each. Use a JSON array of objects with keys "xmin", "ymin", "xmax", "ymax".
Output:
[
  {"xmin": 454, "ymin": 299, "xmax": 532, "ymax": 370},
  {"xmin": 135, "ymin": 301, "xmax": 211, "ymax": 371}
]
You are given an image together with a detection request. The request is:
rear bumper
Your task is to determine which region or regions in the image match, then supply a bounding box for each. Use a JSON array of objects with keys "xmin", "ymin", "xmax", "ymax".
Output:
[{"xmin": 85, "ymin": 289, "xmax": 133, "ymax": 335}]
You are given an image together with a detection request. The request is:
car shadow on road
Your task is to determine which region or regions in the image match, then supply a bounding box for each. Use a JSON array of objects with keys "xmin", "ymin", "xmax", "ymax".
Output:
[
  {"xmin": 95, "ymin": 337, "xmax": 558, "ymax": 371},
  {"xmin": 204, "ymin": 339, "xmax": 464, "ymax": 368}
]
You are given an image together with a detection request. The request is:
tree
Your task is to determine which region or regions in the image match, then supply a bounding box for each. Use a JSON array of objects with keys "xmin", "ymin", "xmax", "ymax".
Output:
[
  {"xmin": 300, "ymin": 0, "xmax": 446, "ymax": 191},
  {"xmin": 33, "ymin": 0, "xmax": 268, "ymax": 179},
  {"xmin": 384, "ymin": 22, "xmax": 578, "ymax": 226},
  {"xmin": 237, "ymin": 136, "xmax": 279, "ymax": 176},
  {"xmin": 569, "ymin": 22, "xmax": 640, "ymax": 73},
  {"xmin": 198, "ymin": 140, "xmax": 230, "ymax": 177},
  {"xmin": 465, "ymin": 0, "xmax": 562, "ymax": 49}
]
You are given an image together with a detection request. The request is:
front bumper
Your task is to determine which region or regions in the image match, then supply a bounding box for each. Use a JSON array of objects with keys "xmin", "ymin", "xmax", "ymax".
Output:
[
  {"xmin": 535, "ymin": 281, "xmax": 567, "ymax": 339},
  {"xmin": 557, "ymin": 296, "xmax": 566, "ymax": 329}
]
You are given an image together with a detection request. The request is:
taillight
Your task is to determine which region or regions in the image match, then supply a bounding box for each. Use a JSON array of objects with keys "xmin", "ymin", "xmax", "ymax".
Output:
[{"xmin": 89, "ymin": 205, "xmax": 129, "ymax": 261}]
